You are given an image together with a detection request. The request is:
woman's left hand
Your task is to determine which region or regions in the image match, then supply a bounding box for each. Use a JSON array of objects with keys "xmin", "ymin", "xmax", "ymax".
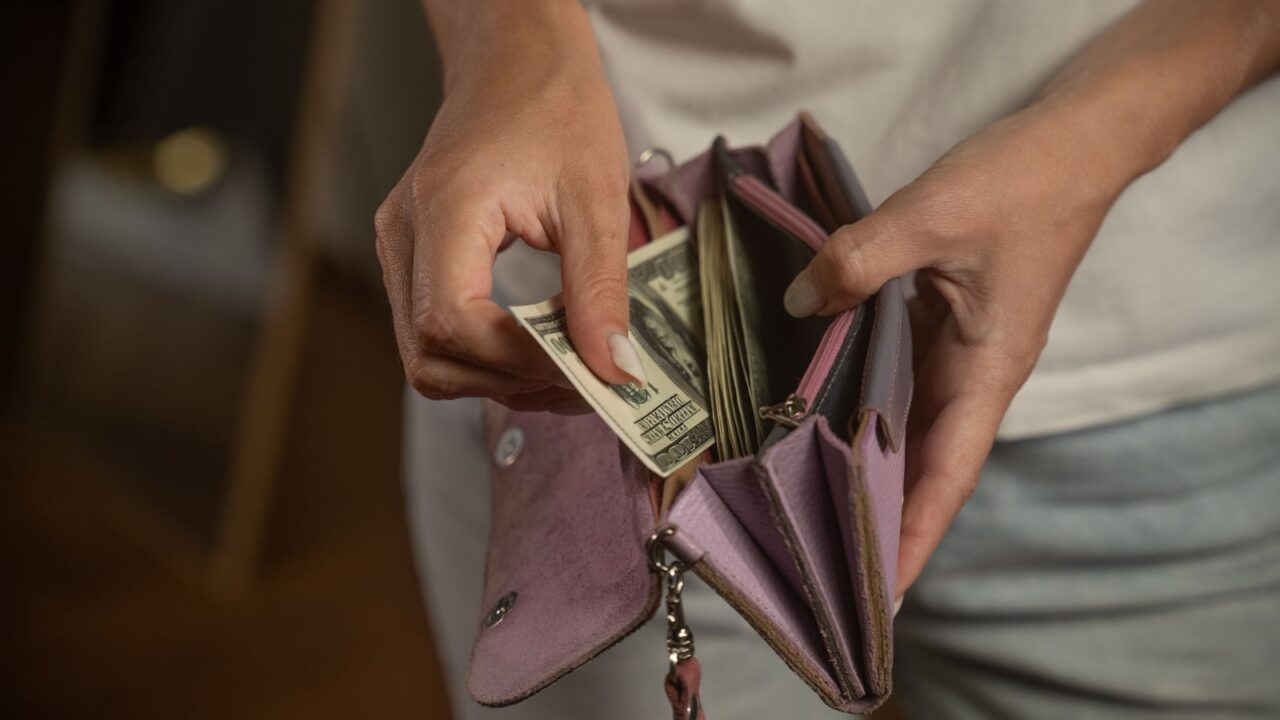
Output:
[
  {"xmin": 783, "ymin": 103, "xmax": 1129, "ymax": 599},
  {"xmin": 787, "ymin": 0, "xmax": 1280, "ymax": 599}
]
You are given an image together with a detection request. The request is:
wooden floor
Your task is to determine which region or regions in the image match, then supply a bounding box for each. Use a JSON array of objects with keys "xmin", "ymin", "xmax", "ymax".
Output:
[{"xmin": 2, "ymin": 272, "xmax": 452, "ymax": 719}]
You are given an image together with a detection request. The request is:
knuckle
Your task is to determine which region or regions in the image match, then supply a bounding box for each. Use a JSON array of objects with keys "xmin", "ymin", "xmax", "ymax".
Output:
[
  {"xmin": 414, "ymin": 308, "xmax": 460, "ymax": 354},
  {"xmin": 568, "ymin": 157, "xmax": 629, "ymax": 197},
  {"xmin": 584, "ymin": 165, "xmax": 629, "ymax": 198},
  {"xmin": 825, "ymin": 231, "xmax": 872, "ymax": 295},
  {"xmin": 575, "ymin": 266, "xmax": 628, "ymax": 310},
  {"xmin": 374, "ymin": 198, "xmax": 401, "ymax": 237},
  {"xmin": 984, "ymin": 325, "xmax": 1048, "ymax": 385},
  {"xmin": 373, "ymin": 202, "xmax": 404, "ymax": 259},
  {"xmin": 407, "ymin": 357, "xmax": 460, "ymax": 400},
  {"xmin": 406, "ymin": 168, "xmax": 437, "ymax": 212}
]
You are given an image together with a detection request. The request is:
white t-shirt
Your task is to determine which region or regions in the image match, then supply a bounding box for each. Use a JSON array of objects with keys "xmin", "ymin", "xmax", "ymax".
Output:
[{"xmin": 586, "ymin": 0, "xmax": 1280, "ymax": 438}]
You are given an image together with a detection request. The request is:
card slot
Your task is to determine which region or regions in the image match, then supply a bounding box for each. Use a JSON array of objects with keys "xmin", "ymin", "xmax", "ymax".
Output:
[
  {"xmin": 819, "ymin": 414, "xmax": 896, "ymax": 703},
  {"xmin": 800, "ymin": 113, "xmax": 873, "ymax": 224},
  {"xmin": 665, "ymin": 468, "xmax": 844, "ymax": 705},
  {"xmin": 795, "ymin": 147, "xmax": 840, "ymax": 233},
  {"xmin": 696, "ymin": 458, "xmax": 808, "ymax": 605},
  {"xmin": 756, "ymin": 418, "xmax": 869, "ymax": 702}
]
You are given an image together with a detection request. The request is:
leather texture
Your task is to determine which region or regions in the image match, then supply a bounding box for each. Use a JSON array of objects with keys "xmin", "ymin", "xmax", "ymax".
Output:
[
  {"xmin": 468, "ymin": 404, "xmax": 660, "ymax": 706},
  {"xmin": 665, "ymin": 412, "xmax": 904, "ymax": 713},
  {"xmin": 664, "ymin": 657, "xmax": 707, "ymax": 720},
  {"xmin": 469, "ymin": 115, "xmax": 912, "ymax": 715},
  {"xmin": 665, "ymin": 461, "xmax": 841, "ymax": 700}
]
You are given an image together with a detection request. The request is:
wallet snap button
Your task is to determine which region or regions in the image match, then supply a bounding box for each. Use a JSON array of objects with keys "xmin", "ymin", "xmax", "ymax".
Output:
[
  {"xmin": 484, "ymin": 591, "xmax": 518, "ymax": 628},
  {"xmin": 493, "ymin": 427, "xmax": 524, "ymax": 467}
]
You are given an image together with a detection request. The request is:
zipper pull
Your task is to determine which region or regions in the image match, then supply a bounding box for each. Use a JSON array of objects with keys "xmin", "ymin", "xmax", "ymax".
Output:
[{"xmin": 759, "ymin": 393, "xmax": 808, "ymax": 428}]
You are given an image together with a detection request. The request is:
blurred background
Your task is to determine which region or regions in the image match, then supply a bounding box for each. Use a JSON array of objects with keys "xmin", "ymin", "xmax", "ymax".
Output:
[
  {"xmin": 3, "ymin": 0, "xmax": 455, "ymax": 716},
  {"xmin": 4, "ymin": 3, "xmax": 908, "ymax": 719}
]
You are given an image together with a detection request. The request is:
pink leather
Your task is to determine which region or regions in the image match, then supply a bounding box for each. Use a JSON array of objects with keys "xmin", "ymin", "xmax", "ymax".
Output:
[
  {"xmin": 758, "ymin": 419, "xmax": 868, "ymax": 699},
  {"xmin": 469, "ymin": 115, "xmax": 911, "ymax": 714},
  {"xmin": 468, "ymin": 406, "xmax": 659, "ymax": 706},
  {"xmin": 665, "ymin": 414, "xmax": 903, "ymax": 713},
  {"xmin": 666, "ymin": 461, "xmax": 840, "ymax": 699},
  {"xmin": 665, "ymin": 658, "xmax": 706, "ymax": 720}
]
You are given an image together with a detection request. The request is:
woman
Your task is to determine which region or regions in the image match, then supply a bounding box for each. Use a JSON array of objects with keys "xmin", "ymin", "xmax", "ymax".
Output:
[{"xmin": 378, "ymin": 1, "xmax": 1280, "ymax": 717}]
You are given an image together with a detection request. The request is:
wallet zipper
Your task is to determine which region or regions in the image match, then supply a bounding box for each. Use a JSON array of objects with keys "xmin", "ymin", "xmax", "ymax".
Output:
[
  {"xmin": 732, "ymin": 175, "xmax": 860, "ymax": 428},
  {"xmin": 730, "ymin": 175, "xmax": 826, "ymax": 251},
  {"xmin": 759, "ymin": 308, "xmax": 856, "ymax": 428},
  {"xmin": 793, "ymin": 310, "xmax": 856, "ymax": 411}
]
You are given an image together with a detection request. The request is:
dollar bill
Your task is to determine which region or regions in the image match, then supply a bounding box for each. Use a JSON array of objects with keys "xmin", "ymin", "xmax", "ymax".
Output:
[{"xmin": 511, "ymin": 227, "xmax": 715, "ymax": 477}]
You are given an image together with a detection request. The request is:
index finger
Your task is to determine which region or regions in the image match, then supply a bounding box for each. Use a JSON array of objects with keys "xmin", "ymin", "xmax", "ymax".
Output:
[{"xmin": 411, "ymin": 196, "xmax": 562, "ymax": 382}]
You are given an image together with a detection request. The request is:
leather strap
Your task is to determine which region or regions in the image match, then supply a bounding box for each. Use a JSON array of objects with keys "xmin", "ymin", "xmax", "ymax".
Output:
[{"xmin": 664, "ymin": 658, "xmax": 706, "ymax": 720}]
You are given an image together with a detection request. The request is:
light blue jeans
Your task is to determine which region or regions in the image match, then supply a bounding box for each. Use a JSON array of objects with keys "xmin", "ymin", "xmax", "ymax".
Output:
[
  {"xmin": 896, "ymin": 382, "xmax": 1280, "ymax": 719},
  {"xmin": 404, "ymin": 382, "xmax": 1280, "ymax": 719}
]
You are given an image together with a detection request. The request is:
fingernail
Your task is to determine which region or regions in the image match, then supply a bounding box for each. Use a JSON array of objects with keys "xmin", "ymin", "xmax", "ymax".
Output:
[
  {"xmin": 893, "ymin": 596, "xmax": 904, "ymax": 617},
  {"xmin": 784, "ymin": 269, "xmax": 824, "ymax": 318},
  {"xmin": 607, "ymin": 332, "xmax": 648, "ymax": 385}
]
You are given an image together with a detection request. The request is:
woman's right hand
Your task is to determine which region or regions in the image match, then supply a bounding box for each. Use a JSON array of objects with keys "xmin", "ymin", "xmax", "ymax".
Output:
[{"xmin": 376, "ymin": 0, "xmax": 641, "ymax": 413}]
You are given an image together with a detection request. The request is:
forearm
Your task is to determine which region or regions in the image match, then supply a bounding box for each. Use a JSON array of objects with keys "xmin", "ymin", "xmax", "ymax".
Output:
[
  {"xmin": 1029, "ymin": 0, "xmax": 1280, "ymax": 194},
  {"xmin": 420, "ymin": 0, "xmax": 601, "ymax": 96}
]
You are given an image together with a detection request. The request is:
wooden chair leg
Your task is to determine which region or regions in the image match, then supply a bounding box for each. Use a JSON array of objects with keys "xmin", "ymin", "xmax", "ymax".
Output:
[
  {"xmin": 208, "ymin": 0, "xmax": 357, "ymax": 599},
  {"xmin": 209, "ymin": 240, "xmax": 315, "ymax": 598}
]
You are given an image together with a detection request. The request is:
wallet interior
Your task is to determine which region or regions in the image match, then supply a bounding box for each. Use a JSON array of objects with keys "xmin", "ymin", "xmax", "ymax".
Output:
[
  {"xmin": 657, "ymin": 121, "xmax": 892, "ymax": 711},
  {"xmin": 715, "ymin": 139, "xmax": 873, "ymax": 446}
]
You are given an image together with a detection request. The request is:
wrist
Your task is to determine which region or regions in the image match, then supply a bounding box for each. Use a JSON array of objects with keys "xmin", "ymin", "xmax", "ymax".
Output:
[
  {"xmin": 1022, "ymin": 0, "xmax": 1280, "ymax": 200},
  {"xmin": 1020, "ymin": 73, "xmax": 1178, "ymax": 204},
  {"xmin": 428, "ymin": 0, "xmax": 600, "ymax": 96}
]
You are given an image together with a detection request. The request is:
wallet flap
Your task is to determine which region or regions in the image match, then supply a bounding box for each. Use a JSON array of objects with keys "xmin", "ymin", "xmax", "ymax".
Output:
[{"xmin": 469, "ymin": 405, "xmax": 660, "ymax": 706}]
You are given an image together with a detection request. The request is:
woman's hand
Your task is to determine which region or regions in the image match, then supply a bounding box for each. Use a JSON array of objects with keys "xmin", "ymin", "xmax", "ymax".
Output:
[
  {"xmin": 785, "ymin": 105, "xmax": 1123, "ymax": 599},
  {"xmin": 785, "ymin": 0, "xmax": 1280, "ymax": 600},
  {"xmin": 376, "ymin": 1, "xmax": 640, "ymax": 413}
]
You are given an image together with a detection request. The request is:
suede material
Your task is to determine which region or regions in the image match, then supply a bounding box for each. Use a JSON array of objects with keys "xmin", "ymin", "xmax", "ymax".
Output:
[
  {"xmin": 665, "ymin": 416, "xmax": 902, "ymax": 714},
  {"xmin": 758, "ymin": 420, "xmax": 865, "ymax": 700},
  {"xmin": 468, "ymin": 116, "xmax": 912, "ymax": 715},
  {"xmin": 860, "ymin": 280, "xmax": 912, "ymax": 452},
  {"xmin": 820, "ymin": 134, "xmax": 913, "ymax": 451},
  {"xmin": 469, "ymin": 404, "xmax": 660, "ymax": 706},
  {"xmin": 665, "ymin": 472, "xmax": 838, "ymax": 699},
  {"xmin": 854, "ymin": 413, "xmax": 903, "ymax": 694},
  {"xmin": 697, "ymin": 458, "xmax": 804, "ymax": 600},
  {"xmin": 820, "ymin": 413, "xmax": 902, "ymax": 709},
  {"xmin": 640, "ymin": 117, "xmax": 803, "ymax": 225}
]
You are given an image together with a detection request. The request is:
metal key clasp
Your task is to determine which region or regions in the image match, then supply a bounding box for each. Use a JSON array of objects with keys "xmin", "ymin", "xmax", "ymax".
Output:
[{"xmin": 647, "ymin": 527, "xmax": 695, "ymax": 672}]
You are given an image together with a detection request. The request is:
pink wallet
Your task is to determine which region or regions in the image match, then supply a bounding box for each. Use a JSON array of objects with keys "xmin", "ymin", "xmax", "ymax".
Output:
[{"xmin": 470, "ymin": 114, "xmax": 912, "ymax": 716}]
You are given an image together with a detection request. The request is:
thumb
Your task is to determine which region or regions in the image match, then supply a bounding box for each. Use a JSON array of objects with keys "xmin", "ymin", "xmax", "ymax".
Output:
[
  {"xmin": 556, "ymin": 186, "xmax": 642, "ymax": 386},
  {"xmin": 784, "ymin": 206, "xmax": 932, "ymax": 318}
]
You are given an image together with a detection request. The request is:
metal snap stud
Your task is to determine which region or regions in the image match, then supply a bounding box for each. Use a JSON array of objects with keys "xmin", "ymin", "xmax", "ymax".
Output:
[
  {"xmin": 493, "ymin": 427, "xmax": 524, "ymax": 467},
  {"xmin": 483, "ymin": 591, "xmax": 518, "ymax": 628}
]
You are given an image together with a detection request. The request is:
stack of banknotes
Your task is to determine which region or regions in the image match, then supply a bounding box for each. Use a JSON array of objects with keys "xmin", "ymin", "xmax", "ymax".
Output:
[{"xmin": 512, "ymin": 191, "xmax": 767, "ymax": 477}]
